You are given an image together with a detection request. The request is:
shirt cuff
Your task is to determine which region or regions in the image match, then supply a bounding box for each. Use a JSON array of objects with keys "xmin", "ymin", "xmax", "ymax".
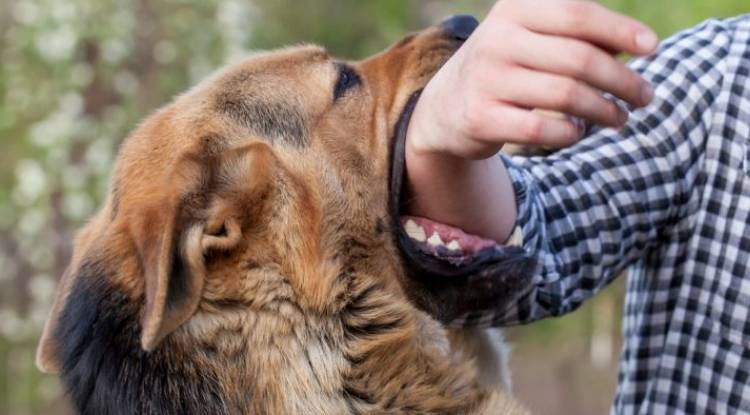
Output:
[{"xmin": 498, "ymin": 153, "xmax": 536, "ymax": 249}]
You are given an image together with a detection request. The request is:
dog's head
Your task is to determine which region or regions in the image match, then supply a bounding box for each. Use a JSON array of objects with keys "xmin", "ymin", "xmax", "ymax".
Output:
[{"xmin": 37, "ymin": 15, "xmax": 533, "ymax": 374}]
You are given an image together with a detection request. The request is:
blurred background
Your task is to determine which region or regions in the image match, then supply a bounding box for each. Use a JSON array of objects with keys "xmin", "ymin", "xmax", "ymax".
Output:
[{"xmin": 0, "ymin": 0, "xmax": 747, "ymax": 413}]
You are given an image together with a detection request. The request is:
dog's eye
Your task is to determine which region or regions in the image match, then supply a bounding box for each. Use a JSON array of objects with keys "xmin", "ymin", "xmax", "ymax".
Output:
[{"xmin": 334, "ymin": 63, "xmax": 361, "ymax": 101}]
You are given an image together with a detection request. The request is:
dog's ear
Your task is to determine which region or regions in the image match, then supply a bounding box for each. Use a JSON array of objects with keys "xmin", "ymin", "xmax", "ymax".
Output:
[
  {"xmin": 36, "ymin": 155, "xmax": 212, "ymax": 371},
  {"xmin": 36, "ymin": 142, "xmax": 275, "ymax": 369},
  {"xmin": 135, "ymin": 142, "xmax": 273, "ymax": 350},
  {"xmin": 135, "ymin": 165, "xmax": 207, "ymax": 352},
  {"xmin": 137, "ymin": 144, "xmax": 274, "ymax": 351}
]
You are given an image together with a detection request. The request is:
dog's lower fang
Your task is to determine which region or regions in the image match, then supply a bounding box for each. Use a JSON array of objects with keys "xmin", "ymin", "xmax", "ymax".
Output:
[
  {"xmin": 427, "ymin": 232, "xmax": 445, "ymax": 247},
  {"xmin": 446, "ymin": 240, "xmax": 461, "ymax": 251}
]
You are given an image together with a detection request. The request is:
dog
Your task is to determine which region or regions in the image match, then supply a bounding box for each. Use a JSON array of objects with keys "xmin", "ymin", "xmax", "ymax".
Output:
[{"xmin": 36, "ymin": 15, "xmax": 535, "ymax": 414}]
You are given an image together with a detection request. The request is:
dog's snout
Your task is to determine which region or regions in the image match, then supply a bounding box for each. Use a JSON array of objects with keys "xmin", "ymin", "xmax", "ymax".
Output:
[{"xmin": 440, "ymin": 15, "xmax": 479, "ymax": 42}]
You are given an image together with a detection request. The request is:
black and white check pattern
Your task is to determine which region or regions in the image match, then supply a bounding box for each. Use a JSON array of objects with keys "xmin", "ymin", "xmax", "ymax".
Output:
[{"xmin": 454, "ymin": 16, "xmax": 750, "ymax": 413}]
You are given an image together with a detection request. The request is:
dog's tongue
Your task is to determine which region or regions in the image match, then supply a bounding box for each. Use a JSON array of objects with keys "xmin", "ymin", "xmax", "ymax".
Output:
[{"xmin": 401, "ymin": 215, "xmax": 497, "ymax": 254}]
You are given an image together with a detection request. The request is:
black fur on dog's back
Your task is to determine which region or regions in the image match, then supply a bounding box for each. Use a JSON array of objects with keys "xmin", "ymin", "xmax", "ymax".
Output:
[{"xmin": 55, "ymin": 261, "xmax": 232, "ymax": 415}]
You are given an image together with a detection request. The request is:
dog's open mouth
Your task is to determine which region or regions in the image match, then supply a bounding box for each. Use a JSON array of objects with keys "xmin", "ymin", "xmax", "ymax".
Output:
[
  {"xmin": 401, "ymin": 215, "xmax": 515, "ymax": 267},
  {"xmin": 388, "ymin": 91, "xmax": 536, "ymax": 323}
]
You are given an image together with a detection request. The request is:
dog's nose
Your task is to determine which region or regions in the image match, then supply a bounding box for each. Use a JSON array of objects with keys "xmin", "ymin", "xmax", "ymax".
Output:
[{"xmin": 440, "ymin": 15, "xmax": 479, "ymax": 42}]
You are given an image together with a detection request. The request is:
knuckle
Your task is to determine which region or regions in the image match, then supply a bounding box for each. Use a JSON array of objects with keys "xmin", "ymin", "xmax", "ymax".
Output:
[
  {"xmin": 520, "ymin": 117, "xmax": 544, "ymax": 142},
  {"xmin": 460, "ymin": 99, "xmax": 488, "ymax": 138},
  {"xmin": 555, "ymin": 81, "xmax": 580, "ymax": 110},
  {"xmin": 574, "ymin": 47, "xmax": 598, "ymax": 76},
  {"xmin": 491, "ymin": 0, "xmax": 531, "ymax": 24},
  {"xmin": 563, "ymin": 1, "xmax": 595, "ymax": 23},
  {"xmin": 497, "ymin": 22, "xmax": 517, "ymax": 38},
  {"xmin": 562, "ymin": 1, "xmax": 591, "ymax": 26},
  {"xmin": 486, "ymin": 23, "xmax": 518, "ymax": 53},
  {"xmin": 496, "ymin": 0, "xmax": 521, "ymax": 13},
  {"xmin": 470, "ymin": 37, "xmax": 491, "ymax": 61},
  {"xmin": 467, "ymin": 30, "xmax": 500, "ymax": 62}
]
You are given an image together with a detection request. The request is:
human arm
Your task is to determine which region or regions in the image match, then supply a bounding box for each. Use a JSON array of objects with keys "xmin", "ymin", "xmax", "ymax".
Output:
[
  {"xmin": 405, "ymin": 2, "xmax": 734, "ymax": 325},
  {"xmin": 405, "ymin": 0, "xmax": 659, "ymax": 244}
]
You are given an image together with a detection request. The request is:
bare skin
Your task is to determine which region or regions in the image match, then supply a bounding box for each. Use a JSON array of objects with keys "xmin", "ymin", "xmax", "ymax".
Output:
[{"xmin": 405, "ymin": 0, "xmax": 659, "ymax": 243}]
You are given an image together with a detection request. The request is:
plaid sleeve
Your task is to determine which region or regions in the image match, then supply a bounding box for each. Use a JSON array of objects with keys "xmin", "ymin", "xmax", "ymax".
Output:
[{"xmin": 453, "ymin": 18, "xmax": 735, "ymax": 328}]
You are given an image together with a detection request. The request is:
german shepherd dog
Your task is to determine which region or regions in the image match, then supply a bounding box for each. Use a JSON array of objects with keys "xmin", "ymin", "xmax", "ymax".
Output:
[{"xmin": 36, "ymin": 15, "xmax": 535, "ymax": 414}]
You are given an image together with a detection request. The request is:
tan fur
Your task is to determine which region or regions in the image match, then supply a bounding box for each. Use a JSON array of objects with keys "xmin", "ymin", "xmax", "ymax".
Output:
[{"xmin": 37, "ymin": 22, "xmax": 529, "ymax": 414}]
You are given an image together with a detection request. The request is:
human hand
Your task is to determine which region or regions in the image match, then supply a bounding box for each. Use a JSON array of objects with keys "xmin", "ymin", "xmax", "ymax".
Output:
[
  {"xmin": 408, "ymin": 0, "xmax": 658, "ymax": 159},
  {"xmin": 405, "ymin": 0, "xmax": 659, "ymax": 242}
]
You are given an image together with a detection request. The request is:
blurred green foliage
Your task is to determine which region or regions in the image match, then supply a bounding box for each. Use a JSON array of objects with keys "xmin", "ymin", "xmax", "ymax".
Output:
[
  {"xmin": 0, "ymin": 1, "xmax": 746, "ymax": 413},
  {"xmin": 601, "ymin": 0, "xmax": 748, "ymax": 37}
]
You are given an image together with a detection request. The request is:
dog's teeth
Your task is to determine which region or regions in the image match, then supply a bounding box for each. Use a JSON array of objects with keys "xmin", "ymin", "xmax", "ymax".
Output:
[
  {"xmin": 427, "ymin": 233, "xmax": 445, "ymax": 247},
  {"xmin": 446, "ymin": 240, "xmax": 461, "ymax": 251},
  {"xmin": 405, "ymin": 220, "xmax": 426, "ymax": 242}
]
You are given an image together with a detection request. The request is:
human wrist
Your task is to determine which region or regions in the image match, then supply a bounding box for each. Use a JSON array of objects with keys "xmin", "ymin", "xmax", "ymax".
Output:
[{"xmin": 404, "ymin": 132, "xmax": 517, "ymax": 244}]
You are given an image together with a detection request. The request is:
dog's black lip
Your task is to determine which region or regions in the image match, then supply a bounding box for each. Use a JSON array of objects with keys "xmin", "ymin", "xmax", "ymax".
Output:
[{"xmin": 387, "ymin": 90, "xmax": 537, "ymax": 322}]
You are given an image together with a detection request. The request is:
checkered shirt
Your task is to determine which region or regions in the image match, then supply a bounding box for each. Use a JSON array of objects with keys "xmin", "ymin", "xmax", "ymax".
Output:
[{"xmin": 458, "ymin": 16, "xmax": 750, "ymax": 414}]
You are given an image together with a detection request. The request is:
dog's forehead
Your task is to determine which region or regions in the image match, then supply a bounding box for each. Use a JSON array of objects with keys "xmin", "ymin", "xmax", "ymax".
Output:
[
  {"xmin": 220, "ymin": 45, "xmax": 333, "ymax": 82},
  {"xmin": 110, "ymin": 36, "xmax": 438, "ymax": 215},
  {"xmin": 109, "ymin": 46, "xmax": 337, "ymax": 197}
]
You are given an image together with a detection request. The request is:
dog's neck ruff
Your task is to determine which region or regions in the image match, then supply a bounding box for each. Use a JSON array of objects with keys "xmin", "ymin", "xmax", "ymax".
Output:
[{"xmin": 54, "ymin": 263, "xmax": 234, "ymax": 415}]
